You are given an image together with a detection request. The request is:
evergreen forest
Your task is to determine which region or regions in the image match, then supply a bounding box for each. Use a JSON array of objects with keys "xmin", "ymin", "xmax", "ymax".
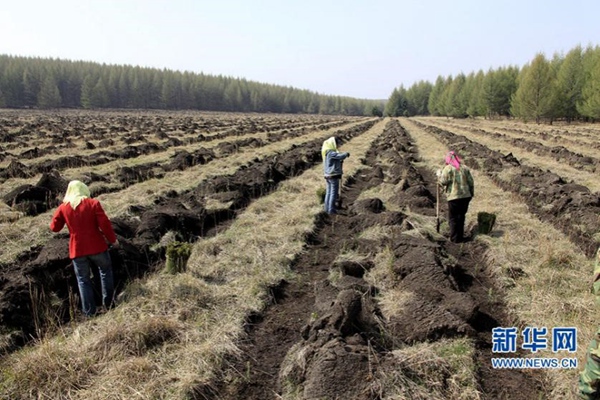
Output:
[
  {"xmin": 385, "ymin": 44, "xmax": 600, "ymax": 123},
  {"xmin": 0, "ymin": 55, "xmax": 384, "ymax": 116},
  {"xmin": 3, "ymin": 44, "xmax": 599, "ymax": 122}
]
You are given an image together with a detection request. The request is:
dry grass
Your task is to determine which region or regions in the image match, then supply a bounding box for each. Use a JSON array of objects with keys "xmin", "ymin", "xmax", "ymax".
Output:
[
  {"xmin": 0, "ymin": 202, "xmax": 23, "ymax": 224},
  {"xmin": 0, "ymin": 119, "xmax": 387, "ymax": 399},
  {"xmin": 377, "ymin": 288, "xmax": 417, "ymax": 319},
  {"xmin": 376, "ymin": 338, "xmax": 480, "ymax": 400},
  {"xmin": 364, "ymin": 240, "xmax": 398, "ymax": 296},
  {"xmin": 401, "ymin": 117, "xmax": 594, "ymax": 399},
  {"xmin": 358, "ymin": 224, "xmax": 396, "ymax": 242}
]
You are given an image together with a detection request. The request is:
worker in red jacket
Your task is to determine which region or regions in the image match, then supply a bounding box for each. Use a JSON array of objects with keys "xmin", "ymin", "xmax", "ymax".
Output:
[{"xmin": 50, "ymin": 180, "xmax": 119, "ymax": 316}]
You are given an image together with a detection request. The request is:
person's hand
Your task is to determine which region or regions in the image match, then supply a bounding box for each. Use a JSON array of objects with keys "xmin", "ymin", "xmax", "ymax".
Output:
[
  {"xmin": 436, "ymin": 169, "xmax": 442, "ymax": 178},
  {"xmin": 111, "ymin": 239, "xmax": 120, "ymax": 249}
]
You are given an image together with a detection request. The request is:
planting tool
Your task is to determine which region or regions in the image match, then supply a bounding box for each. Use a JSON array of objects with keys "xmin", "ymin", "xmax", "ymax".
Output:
[
  {"xmin": 436, "ymin": 183, "xmax": 440, "ymax": 233},
  {"xmin": 337, "ymin": 179, "xmax": 343, "ymax": 210}
]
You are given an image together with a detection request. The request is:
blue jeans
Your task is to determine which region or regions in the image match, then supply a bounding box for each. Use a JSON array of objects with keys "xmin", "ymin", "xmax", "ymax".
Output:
[
  {"xmin": 72, "ymin": 250, "xmax": 114, "ymax": 316},
  {"xmin": 324, "ymin": 177, "xmax": 340, "ymax": 214}
]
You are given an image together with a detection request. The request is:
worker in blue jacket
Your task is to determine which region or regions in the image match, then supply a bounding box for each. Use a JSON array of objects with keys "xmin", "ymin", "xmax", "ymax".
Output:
[{"xmin": 321, "ymin": 137, "xmax": 349, "ymax": 214}]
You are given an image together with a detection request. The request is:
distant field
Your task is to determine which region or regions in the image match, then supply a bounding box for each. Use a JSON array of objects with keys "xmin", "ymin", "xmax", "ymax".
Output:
[{"xmin": 0, "ymin": 111, "xmax": 596, "ymax": 399}]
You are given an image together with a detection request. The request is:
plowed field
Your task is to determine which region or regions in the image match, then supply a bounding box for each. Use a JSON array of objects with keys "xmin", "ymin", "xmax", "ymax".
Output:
[{"xmin": 0, "ymin": 111, "xmax": 595, "ymax": 400}]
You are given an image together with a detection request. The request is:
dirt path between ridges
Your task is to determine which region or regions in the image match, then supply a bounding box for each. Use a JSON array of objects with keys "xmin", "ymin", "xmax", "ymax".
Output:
[
  {"xmin": 211, "ymin": 120, "xmax": 545, "ymax": 400},
  {"xmin": 214, "ymin": 163, "xmax": 383, "ymax": 400},
  {"xmin": 389, "ymin": 122, "xmax": 545, "ymax": 399},
  {"xmin": 400, "ymin": 118, "xmax": 549, "ymax": 398},
  {"xmin": 210, "ymin": 120, "xmax": 390, "ymax": 400},
  {"xmin": 441, "ymin": 241, "xmax": 546, "ymax": 399}
]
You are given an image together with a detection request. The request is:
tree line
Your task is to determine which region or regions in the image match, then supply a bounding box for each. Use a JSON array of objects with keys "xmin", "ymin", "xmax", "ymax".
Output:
[
  {"xmin": 385, "ymin": 44, "xmax": 600, "ymax": 123},
  {"xmin": 0, "ymin": 55, "xmax": 385, "ymax": 116}
]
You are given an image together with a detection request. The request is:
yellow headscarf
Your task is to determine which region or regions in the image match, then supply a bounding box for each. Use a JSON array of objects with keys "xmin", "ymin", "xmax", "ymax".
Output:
[
  {"xmin": 63, "ymin": 180, "xmax": 91, "ymax": 210},
  {"xmin": 321, "ymin": 137, "xmax": 338, "ymax": 160}
]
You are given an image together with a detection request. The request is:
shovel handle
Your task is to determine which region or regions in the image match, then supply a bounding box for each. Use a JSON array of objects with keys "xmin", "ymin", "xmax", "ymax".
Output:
[{"xmin": 436, "ymin": 183, "xmax": 440, "ymax": 233}]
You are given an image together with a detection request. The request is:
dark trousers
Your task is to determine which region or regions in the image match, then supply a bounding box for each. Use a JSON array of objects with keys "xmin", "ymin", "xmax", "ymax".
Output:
[{"xmin": 448, "ymin": 197, "xmax": 471, "ymax": 243}]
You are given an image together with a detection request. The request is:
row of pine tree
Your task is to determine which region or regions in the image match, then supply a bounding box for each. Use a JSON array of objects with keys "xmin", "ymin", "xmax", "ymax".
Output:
[
  {"xmin": 3, "ymin": 44, "xmax": 598, "ymax": 121},
  {"xmin": 0, "ymin": 55, "xmax": 384, "ymax": 116},
  {"xmin": 385, "ymin": 45, "xmax": 600, "ymax": 123}
]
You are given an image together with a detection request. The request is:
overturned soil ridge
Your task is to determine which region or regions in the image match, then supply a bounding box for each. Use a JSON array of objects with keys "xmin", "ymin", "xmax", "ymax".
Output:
[
  {"xmin": 0, "ymin": 121, "xmax": 377, "ymax": 350},
  {"xmin": 0, "ymin": 111, "xmax": 351, "ymax": 160},
  {"xmin": 412, "ymin": 120, "xmax": 600, "ymax": 258},
  {"xmin": 0, "ymin": 119, "xmax": 335, "ymax": 179},
  {"xmin": 439, "ymin": 120, "xmax": 600, "ymax": 168},
  {"xmin": 1, "ymin": 119, "xmax": 365, "ymax": 216},
  {"xmin": 210, "ymin": 120, "xmax": 543, "ymax": 400},
  {"xmin": 444, "ymin": 119, "xmax": 600, "ymax": 151}
]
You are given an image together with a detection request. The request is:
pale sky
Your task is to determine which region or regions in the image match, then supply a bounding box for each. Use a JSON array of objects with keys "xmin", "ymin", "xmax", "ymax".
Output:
[{"xmin": 1, "ymin": 0, "xmax": 599, "ymax": 99}]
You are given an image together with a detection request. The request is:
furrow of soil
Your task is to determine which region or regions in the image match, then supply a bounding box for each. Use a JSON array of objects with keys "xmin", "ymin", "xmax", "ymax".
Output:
[
  {"xmin": 0, "ymin": 118, "xmax": 357, "ymax": 216},
  {"xmin": 401, "ymin": 117, "xmax": 588, "ymax": 398},
  {"xmin": 0, "ymin": 116, "xmax": 351, "ymax": 181},
  {"xmin": 0, "ymin": 110, "xmax": 349, "ymax": 154},
  {"xmin": 411, "ymin": 119, "xmax": 600, "ymax": 258},
  {"xmin": 0, "ymin": 118, "xmax": 375, "ymax": 263},
  {"xmin": 437, "ymin": 118, "xmax": 600, "ymax": 153},
  {"xmin": 0, "ymin": 120, "xmax": 377, "ymax": 350},
  {"xmin": 471, "ymin": 118, "xmax": 600, "ymax": 142},
  {"xmin": 212, "ymin": 128, "xmax": 391, "ymax": 400},
  {"xmin": 422, "ymin": 118, "xmax": 600, "ymax": 173},
  {"xmin": 211, "ymin": 120, "xmax": 543, "ymax": 400}
]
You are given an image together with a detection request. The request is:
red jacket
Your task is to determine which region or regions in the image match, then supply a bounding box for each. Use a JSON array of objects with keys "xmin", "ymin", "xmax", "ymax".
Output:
[{"xmin": 50, "ymin": 198, "xmax": 117, "ymax": 259}]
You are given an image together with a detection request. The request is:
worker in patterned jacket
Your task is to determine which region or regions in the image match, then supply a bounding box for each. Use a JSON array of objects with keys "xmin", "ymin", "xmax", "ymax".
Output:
[
  {"xmin": 437, "ymin": 150, "xmax": 474, "ymax": 243},
  {"xmin": 577, "ymin": 248, "xmax": 600, "ymax": 399}
]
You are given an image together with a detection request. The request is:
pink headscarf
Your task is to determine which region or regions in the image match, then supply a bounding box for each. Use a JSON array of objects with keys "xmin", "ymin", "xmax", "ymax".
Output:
[{"xmin": 445, "ymin": 151, "xmax": 461, "ymax": 170}]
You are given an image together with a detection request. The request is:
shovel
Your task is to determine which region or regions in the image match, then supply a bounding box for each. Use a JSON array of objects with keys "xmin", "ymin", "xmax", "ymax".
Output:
[
  {"xmin": 436, "ymin": 183, "xmax": 440, "ymax": 233},
  {"xmin": 336, "ymin": 179, "xmax": 343, "ymax": 210}
]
